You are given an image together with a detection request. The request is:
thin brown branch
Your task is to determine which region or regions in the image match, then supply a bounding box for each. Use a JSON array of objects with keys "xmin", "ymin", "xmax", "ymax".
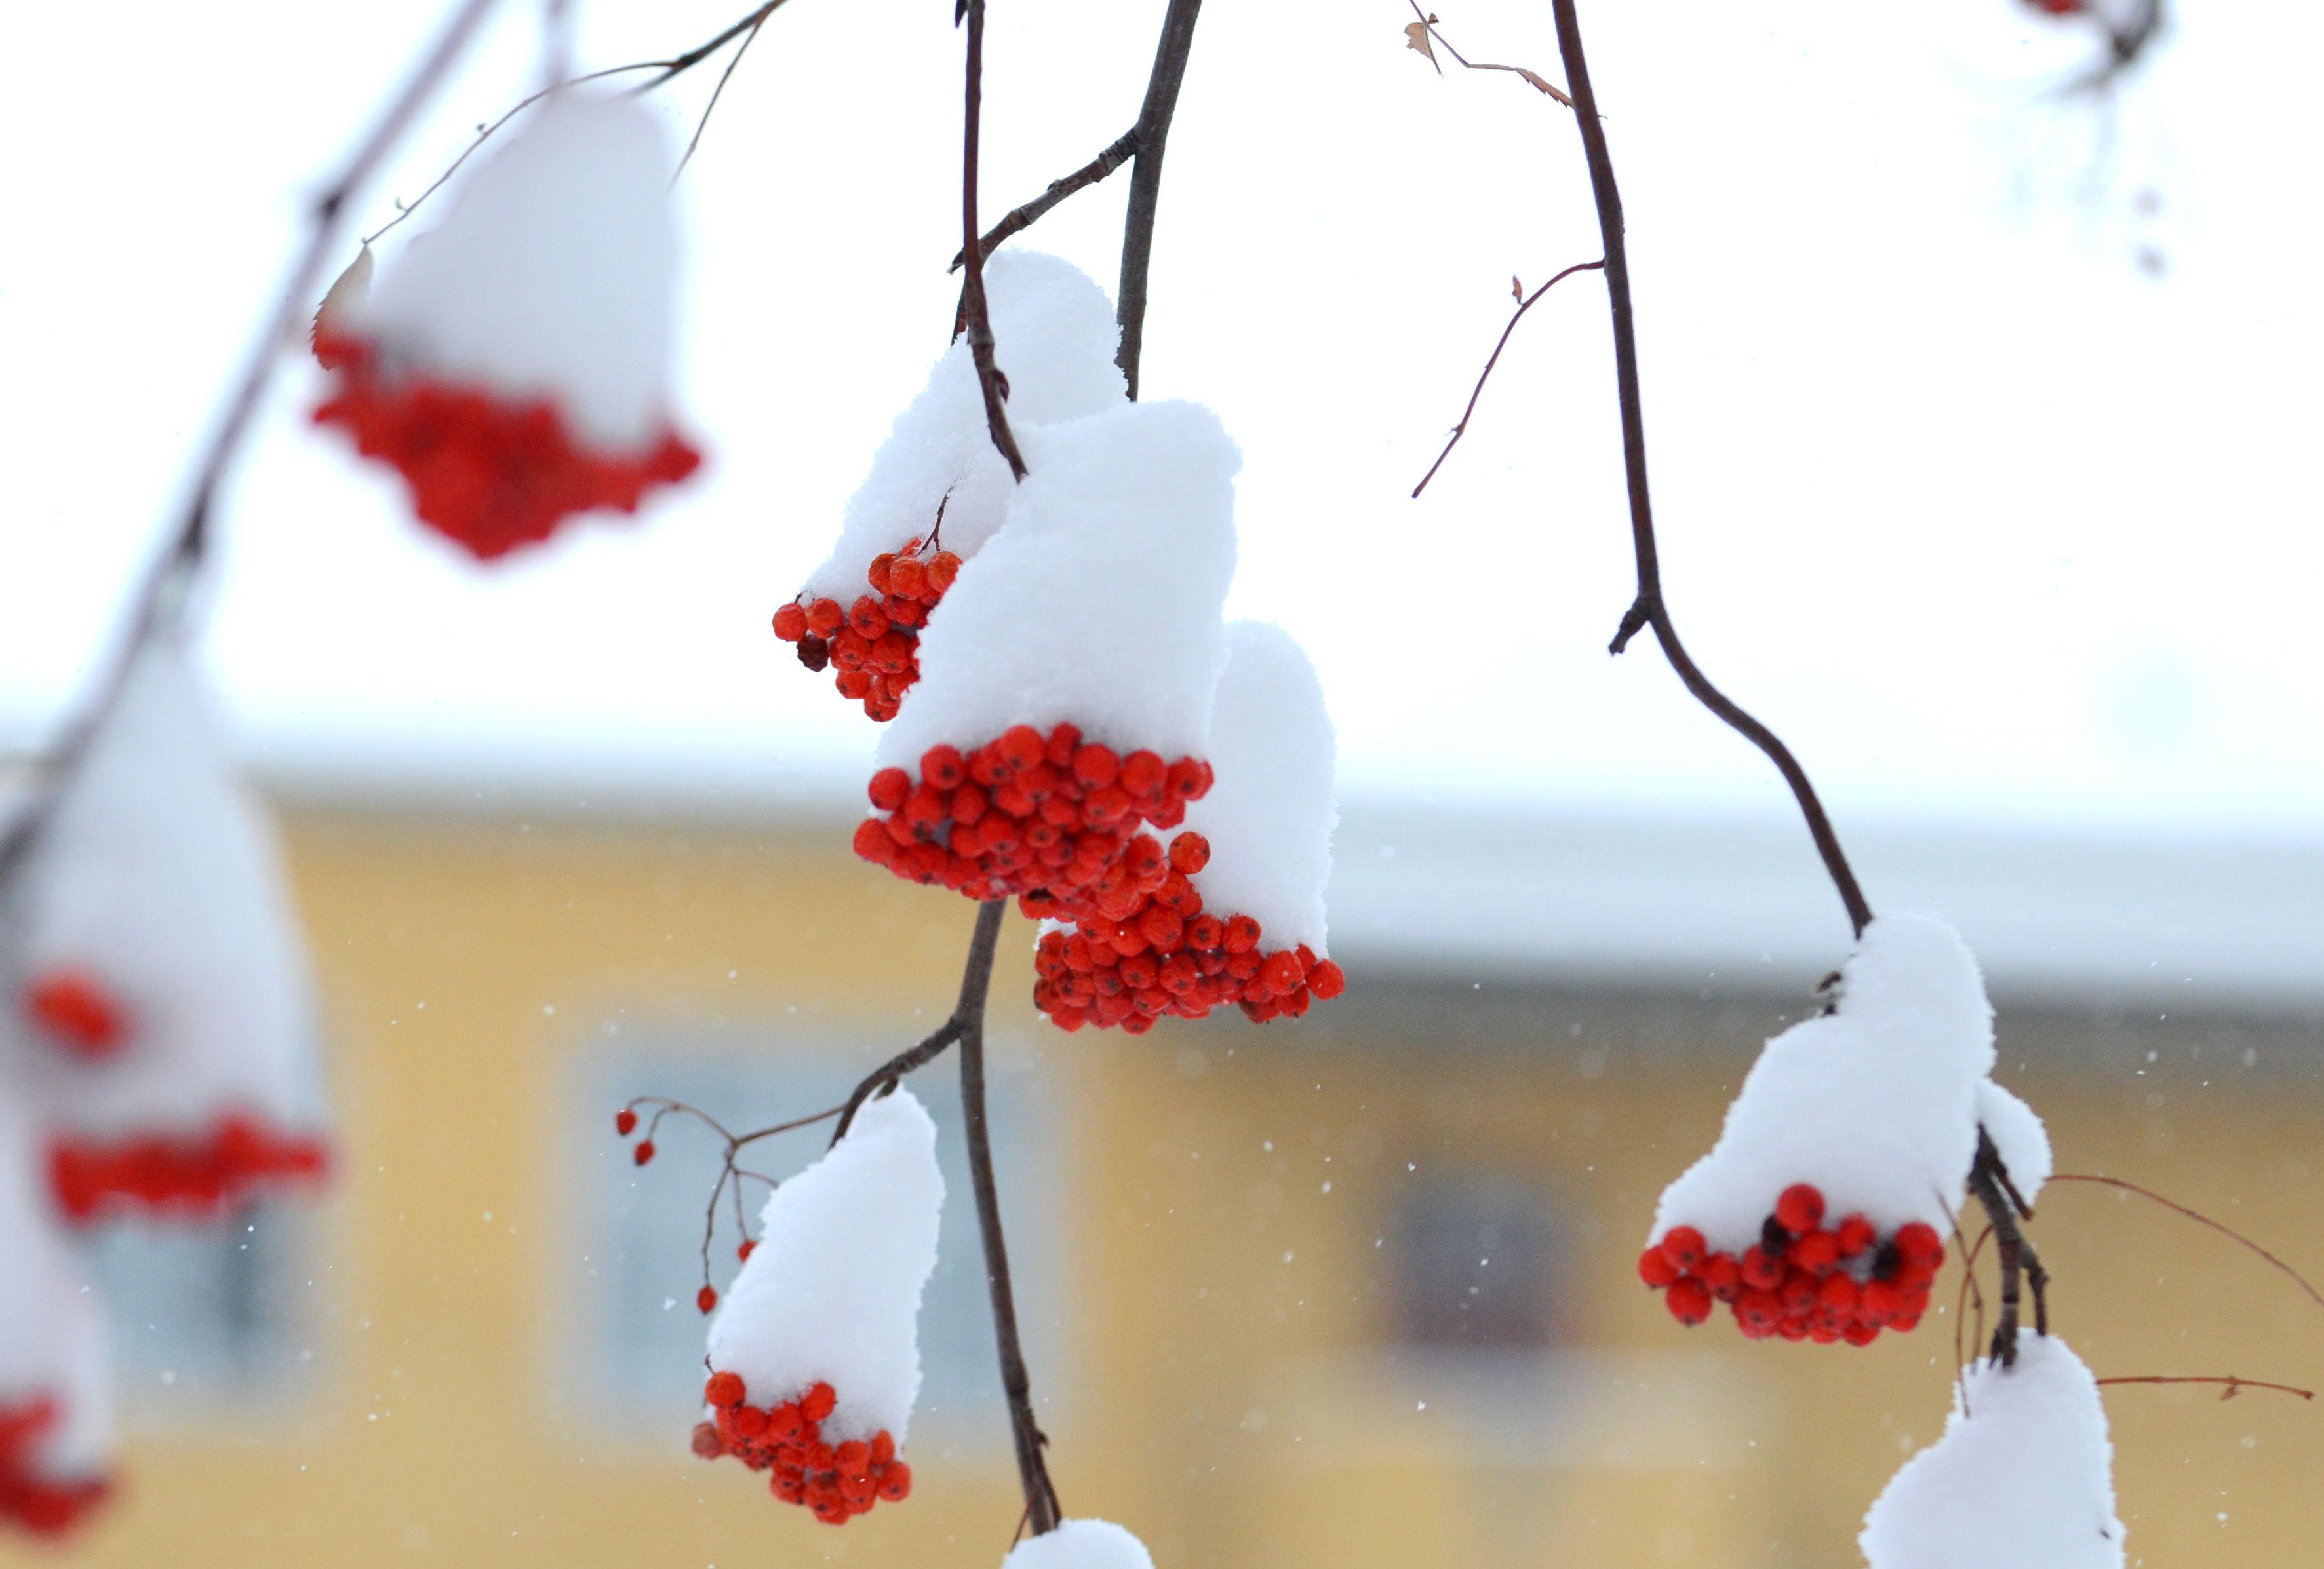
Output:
[
  {"xmin": 958, "ymin": 0, "xmax": 1027, "ymax": 478},
  {"xmin": 1411, "ymin": 258, "xmax": 1604, "ymax": 497},
  {"xmin": 2097, "ymin": 1375, "xmax": 2314, "ymax": 1402},
  {"xmin": 951, "ymin": 128, "xmax": 1140, "ymax": 272},
  {"xmin": 1116, "ymin": 0, "xmax": 1204, "ymax": 400},
  {"xmin": 0, "ymin": 0, "xmax": 502, "ymax": 904},
  {"xmin": 2050, "ymin": 1173, "xmax": 2324, "ymax": 1312},
  {"xmin": 1547, "ymin": 0, "xmax": 1873, "ymax": 939},
  {"xmin": 673, "ymin": 1, "xmax": 781, "ymax": 180},
  {"xmin": 1406, "ymin": 3, "xmax": 1573, "ymax": 106},
  {"xmin": 1969, "ymin": 1131, "xmax": 2046, "ymax": 1365},
  {"xmin": 952, "ymin": 898, "xmax": 1062, "ymax": 1534},
  {"xmin": 829, "ymin": 1020, "xmax": 965, "ymax": 1144}
]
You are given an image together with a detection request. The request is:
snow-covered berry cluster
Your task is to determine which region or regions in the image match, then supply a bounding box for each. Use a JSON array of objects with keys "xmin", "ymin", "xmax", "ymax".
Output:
[
  {"xmin": 307, "ymin": 90, "xmax": 701, "ymax": 561},
  {"xmin": 693, "ymin": 1373, "xmax": 911, "ymax": 1524},
  {"xmin": 0, "ymin": 1401, "xmax": 108, "ymax": 1538},
  {"xmin": 313, "ymin": 332, "xmax": 700, "ymax": 560},
  {"xmin": 772, "ymin": 537, "xmax": 960, "ymax": 720},
  {"xmin": 854, "ymin": 729, "xmax": 1213, "ymax": 904},
  {"xmin": 47, "ymin": 1117, "xmax": 328, "ymax": 1226},
  {"xmin": 1640, "ymin": 1182, "xmax": 1944, "ymax": 1344},
  {"xmin": 1030, "ymin": 829, "xmax": 1345, "ymax": 1032}
]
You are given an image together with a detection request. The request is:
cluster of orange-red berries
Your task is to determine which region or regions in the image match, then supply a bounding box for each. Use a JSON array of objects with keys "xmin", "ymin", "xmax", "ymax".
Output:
[
  {"xmin": 772, "ymin": 539, "xmax": 962, "ymax": 721},
  {"xmin": 692, "ymin": 1374, "xmax": 911, "ymax": 1526},
  {"xmin": 21, "ymin": 973, "xmax": 124, "ymax": 1061},
  {"xmin": 1029, "ymin": 829, "xmax": 1345, "ymax": 1032},
  {"xmin": 0, "ymin": 1400, "xmax": 108, "ymax": 1538},
  {"xmin": 47, "ymin": 1117, "xmax": 328, "ymax": 1226},
  {"xmin": 312, "ymin": 332, "xmax": 701, "ymax": 560},
  {"xmin": 1640, "ymin": 1184, "xmax": 1944, "ymax": 1346},
  {"xmin": 853, "ymin": 726, "xmax": 1212, "ymax": 908}
]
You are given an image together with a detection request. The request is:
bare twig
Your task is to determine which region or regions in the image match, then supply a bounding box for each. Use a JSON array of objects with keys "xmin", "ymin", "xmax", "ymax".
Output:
[
  {"xmin": 1969, "ymin": 1131, "xmax": 2047, "ymax": 1365},
  {"xmin": 1411, "ymin": 258, "xmax": 1604, "ymax": 497},
  {"xmin": 829, "ymin": 1020, "xmax": 965, "ymax": 1144},
  {"xmin": 0, "ymin": 0, "xmax": 502, "ymax": 908},
  {"xmin": 952, "ymin": 128, "xmax": 1140, "ymax": 271},
  {"xmin": 2097, "ymin": 1375, "xmax": 2314, "ymax": 1403},
  {"xmin": 2049, "ymin": 1172, "xmax": 2324, "ymax": 1312},
  {"xmin": 673, "ymin": 2, "xmax": 783, "ymax": 180},
  {"xmin": 1547, "ymin": 0, "xmax": 1872, "ymax": 939},
  {"xmin": 1405, "ymin": 3, "xmax": 1573, "ymax": 106},
  {"xmin": 958, "ymin": 0, "xmax": 1027, "ymax": 478},
  {"xmin": 1116, "ymin": 0, "xmax": 1205, "ymax": 400}
]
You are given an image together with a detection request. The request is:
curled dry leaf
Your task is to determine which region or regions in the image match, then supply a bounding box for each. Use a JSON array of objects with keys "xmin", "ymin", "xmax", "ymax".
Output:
[{"xmin": 1403, "ymin": 20, "xmax": 1440, "ymax": 72}]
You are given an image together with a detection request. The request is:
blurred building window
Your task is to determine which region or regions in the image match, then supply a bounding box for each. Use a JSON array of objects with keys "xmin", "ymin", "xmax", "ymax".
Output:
[
  {"xmin": 90, "ymin": 1204, "xmax": 311, "ymax": 1395},
  {"xmin": 576, "ymin": 1036, "xmax": 1065, "ymax": 1443},
  {"xmin": 1388, "ymin": 1173, "xmax": 1569, "ymax": 1349}
]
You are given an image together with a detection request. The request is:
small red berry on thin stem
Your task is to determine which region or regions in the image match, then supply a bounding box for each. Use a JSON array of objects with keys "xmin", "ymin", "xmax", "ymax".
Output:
[{"xmin": 614, "ymin": 1108, "xmax": 637, "ymax": 1136}]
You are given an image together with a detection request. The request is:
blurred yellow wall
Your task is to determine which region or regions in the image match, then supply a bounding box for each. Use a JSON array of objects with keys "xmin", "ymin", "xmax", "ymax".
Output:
[{"xmin": 12, "ymin": 802, "xmax": 2321, "ymax": 1568}]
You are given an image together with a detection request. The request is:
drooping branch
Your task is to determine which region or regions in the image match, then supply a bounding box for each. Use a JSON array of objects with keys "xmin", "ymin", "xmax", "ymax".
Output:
[
  {"xmin": 2049, "ymin": 1172, "xmax": 2324, "ymax": 1311},
  {"xmin": 957, "ymin": 0, "xmax": 1028, "ymax": 479},
  {"xmin": 1546, "ymin": 0, "xmax": 1873, "ymax": 939},
  {"xmin": 952, "ymin": 128, "xmax": 1140, "ymax": 272},
  {"xmin": 1116, "ymin": 0, "xmax": 1204, "ymax": 400},
  {"xmin": 2097, "ymin": 1375, "xmax": 2314, "ymax": 1403},
  {"xmin": 1411, "ymin": 258, "xmax": 1604, "ymax": 497},
  {"xmin": 0, "ymin": 0, "xmax": 502, "ymax": 901},
  {"xmin": 1967, "ymin": 1131, "xmax": 2047, "ymax": 1366}
]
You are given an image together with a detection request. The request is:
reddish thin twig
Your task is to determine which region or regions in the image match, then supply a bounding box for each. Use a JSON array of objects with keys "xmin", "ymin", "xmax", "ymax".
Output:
[
  {"xmin": 1406, "ymin": 2, "xmax": 1573, "ymax": 106},
  {"xmin": 1411, "ymin": 258, "xmax": 1603, "ymax": 497},
  {"xmin": 2097, "ymin": 1375, "xmax": 2314, "ymax": 1402},
  {"xmin": 2050, "ymin": 1173, "xmax": 2324, "ymax": 1311}
]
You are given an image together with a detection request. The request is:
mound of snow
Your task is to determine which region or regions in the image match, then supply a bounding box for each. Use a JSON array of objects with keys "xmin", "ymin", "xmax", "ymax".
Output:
[
  {"xmin": 1181, "ymin": 621, "xmax": 1337, "ymax": 956},
  {"xmin": 0, "ymin": 1105, "xmax": 113, "ymax": 1533},
  {"xmin": 803, "ymin": 250, "xmax": 1127, "ymax": 602},
  {"xmin": 1002, "ymin": 1519, "xmax": 1158, "ymax": 1569},
  {"xmin": 705, "ymin": 1088, "xmax": 943, "ymax": 1445},
  {"xmin": 1977, "ymin": 1079, "xmax": 2052, "ymax": 1206},
  {"xmin": 876, "ymin": 399, "xmax": 1241, "ymax": 767},
  {"xmin": 1861, "ymin": 1331, "xmax": 2125, "ymax": 1569},
  {"xmin": 5, "ymin": 634, "xmax": 328, "ymax": 1217},
  {"xmin": 353, "ymin": 90, "xmax": 682, "ymax": 449},
  {"xmin": 1651, "ymin": 912, "xmax": 1994, "ymax": 1252}
]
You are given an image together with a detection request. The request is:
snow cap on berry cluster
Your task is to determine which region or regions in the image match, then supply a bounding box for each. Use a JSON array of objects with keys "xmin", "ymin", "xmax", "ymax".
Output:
[
  {"xmin": 705, "ymin": 1088, "xmax": 943, "ymax": 1446},
  {"xmin": 350, "ymin": 90, "xmax": 681, "ymax": 450},
  {"xmin": 3, "ymin": 636, "xmax": 327, "ymax": 1195},
  {"xmin": 876, "ymin": 399, "xmax": 1240, "ymax": 769},
  {"xmin": 0, "ymin": 1106, "xmax": 114, "ymax": 1525},
  {"xmin": 1651, "ymin": 912, "xmax": 1994, "ymax": 1254},
  {"xmin": 802, "ymin": 251, "xmax": 1128, "ymax": 603},
  {"xmin": 1860, "ymin": 1331, "xmax": 2124, "ymax": 1569},
  {"xmin": 1977, "ymin": 1079, "xmax": 2051, "ymax": 1207},
  {"xmin": 1180, "ymin": 621, "xmax": 1337, "ymax": 956},
  {"xmin": 1001, "ymin": 1519, "xmax": 1158, "ymax": 1569}
]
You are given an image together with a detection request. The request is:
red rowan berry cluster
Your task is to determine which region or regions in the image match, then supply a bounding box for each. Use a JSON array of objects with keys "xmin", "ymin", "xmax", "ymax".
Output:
[
  {"xmin": 0, "ymin": 1399, "xmax": 108, "ymax": 1538},
  {"xmin": 852, "ymin": 726, "xmax": 1212, "ymax": 906},
  {"xmin": 1027, "ymin": 829, "xmax": 1346, "ymax": 1032},
  {"xmin": 692, "ymin": 1373, "xmax": 912, "ymax": 1526},
  {"xmin": 1638, "ymin": 1184, "xmax": 1946, "ymax": 1346},
  {"xmin": 47, "ymin": 1117, "xmax": 329, "ymax": 1225},
  {"xmin": 772, "ymin": 539, "xmax": 963, "ymax": 721},
  {"xmin": 312, "ymin": 332, "xmax": 701, "ymax": 560},
  {"xmin": 2024, "ymin": 0, "xmax": 2085, "ymax": 14},
  {"xmin": 20, "ymin": 973, "xmax": 125, "ymax": 1060}
]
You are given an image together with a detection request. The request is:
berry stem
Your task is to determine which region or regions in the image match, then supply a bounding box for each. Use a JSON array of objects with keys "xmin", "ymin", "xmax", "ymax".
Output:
[
  {"xmin": 954, "ymin": 898, "xmax": 1063, "ymax": 1534},
  {"xmin": 1546, "ymin": 0, "xmax": 1874, "ymax": 940}
]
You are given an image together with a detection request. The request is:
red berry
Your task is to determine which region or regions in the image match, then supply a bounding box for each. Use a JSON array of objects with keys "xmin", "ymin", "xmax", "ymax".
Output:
[
  {"xmin": 922, "ymin": 745, "xmax": 966, "ymax": 790},
  {"xmin": 1790, "ymin": 1230, "xmax": 1840, "ymax": 1277},
  {"xmin": 1659, "ymin": 1225, "xmax": 1706, "ymax": 1273},
  {"xmin": 1835, "ymin": 1213, "xmax": 1876, "ymax": 1258},
  {"xmin": 801, "ymin": 1382, "xmax": 837, "ymax": 1422},
  {"xmin": 692, "ymin": 1420, "xmax": 725, "ymax": 1458},
  {"xmin": 738, "ymin": 1240, "xmax": 757, "ymax": 1262},
  {"xmin": 927, "ymin": 551, "xmax": 962, "ymax": 592},
  {"xmin": 697, "ymin": 1285, "xmax": 719, "ymax": 1314},
  {"xmin": 633, "ymin": 1140, "xmax": 656, "ymax": 1166},
  {"xmin": 1168, "ymin": 831, "xmax": 1211, "ymax": 874},
  {"xmin": 1665, "ymin": 1278, "xmax": 1713, "ymax": 1327},
  {"xmin": 24, "ymin": 971, "xmax": 125, "ymax": 1056},
  {"xmin": 772, "ymin": 602, "xmax": 808, "ymax": 641},
  {"xmin": 1307, "ymin": 959, "xmax": 1346, "ymax": 1000},
  {"xmin": 1775, "ymin": 1183, "xmax": 1825, "ymax": 1235},
  {"xmin": 1701, "ymin": 1252, "xmax": 1743, "ymax": 1302},
  {"xmin": 706, "ymin": 1371, "xmax": 746, "ymax": 1408},
  {"xmin": 887, "ymin": 556, "xmax": 928, "ymax": 600},
  {"xmin": 614, "ymin": 1108, "xmax": 637, "ymax": 1136},
  {"xmin": 1894, "ymin": 1222, "xmax": 1946, "ymax": 1271},
  {"xmin": 1740, "ymin": 1245, "xmax": 1785, "ymax": 1291},
  {"xmin": 868, "ymin": 767, "xmax": 911, "ymax": 812},
  {"xmin": 1637, "ymin": 1246, "xmax": 1680, "ymax": 1288}
]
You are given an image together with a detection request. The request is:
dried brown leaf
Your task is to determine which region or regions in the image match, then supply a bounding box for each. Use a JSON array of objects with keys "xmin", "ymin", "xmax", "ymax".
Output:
[{"xmin": 1404, "ymin": 20, "xmax": 1440, "ymax": 73}]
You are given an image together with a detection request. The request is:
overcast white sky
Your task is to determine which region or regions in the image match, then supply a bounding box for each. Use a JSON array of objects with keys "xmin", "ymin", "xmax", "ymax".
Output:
[{"xmin": 1, "ymin": 0, "xmax": 2317, "ymax": 839}]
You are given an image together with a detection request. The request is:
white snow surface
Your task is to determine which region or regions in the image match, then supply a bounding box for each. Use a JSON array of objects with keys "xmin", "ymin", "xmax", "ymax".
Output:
[
  {"xmin": 1978, "ymin": 1079, "xmax": 2053, "ymax": 1207},
  {"xmin": 1001, "ymin": 1519, "xmax": 1158, "ymax": 1569},
  {"xmin": 1861, "ymin": 1331, "xmax": 2125, "ymax": 1569},
  {"xmin": 354, "ymin": 90, "xmax": 680, "ymax": 449},
  {"xmin": 802, "ymin": 251, "xmax": 1128, "ymax": 602},
  {"xmin": 1181, "ymin": 621, "xmax": 1336, "ymax": 952},
  {"xmin": 3, "ymin": 634, "xmax": 325, "ymax": 1142},
  {"xmin": 1651, "ymin": 912, "xmax": 1994, "ymax": 1252},
  {"xmin": 877, "ymin": 400, "xmax": 1240, "ymax": 769},
  {"xmin": 705, "ymin": 1088, "xmax": 943, "ymax": 1446},
  {"xmin": 0, "ymin": 1106, "xmax": 111, "ymax": 1479}
]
